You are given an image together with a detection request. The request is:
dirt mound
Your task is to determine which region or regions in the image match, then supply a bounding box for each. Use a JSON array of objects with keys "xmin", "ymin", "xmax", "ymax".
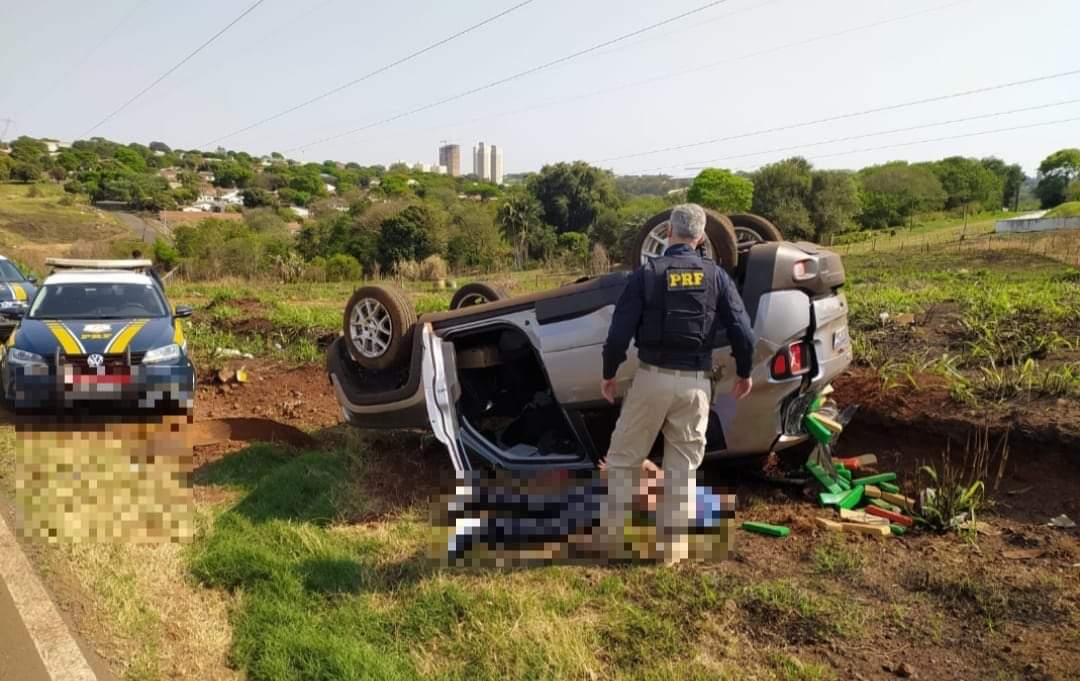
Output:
[{"xmin": 835, "ymin": 367, "xmax": 1080, "ymax": 450}]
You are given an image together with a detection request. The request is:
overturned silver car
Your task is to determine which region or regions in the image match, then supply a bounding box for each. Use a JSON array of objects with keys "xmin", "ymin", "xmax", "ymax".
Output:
[{"xmin": 326, "ymin": 211, "xmax": 852, "ymax": 473}]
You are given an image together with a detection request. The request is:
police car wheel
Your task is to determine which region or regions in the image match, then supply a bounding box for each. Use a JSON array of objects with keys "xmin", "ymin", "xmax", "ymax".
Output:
[
  {"xmin": 628, "ymin": 208, "xmax": 738, "ymax": 271},
  {"xmin": 343, "ymin": 284, "xmax": 416, "ymax": 371},
  {"xmin": 726, "ymin": 212, "xmax": 783, "ymax": 244},
  {"xmin": 450, "ymin": 282, "xmax": 509, "ymax": 309}
]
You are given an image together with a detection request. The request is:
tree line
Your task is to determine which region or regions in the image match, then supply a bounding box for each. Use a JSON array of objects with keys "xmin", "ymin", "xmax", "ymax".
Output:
[{"xmin": 2, "ymin": 133, "xmax": 1078, "ymax": 281}]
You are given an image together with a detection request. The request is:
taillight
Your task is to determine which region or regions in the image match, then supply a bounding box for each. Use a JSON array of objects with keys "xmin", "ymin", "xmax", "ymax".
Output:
[{"xmin": 770, "ymin": 341, "xmax": 812, "ymax": 379}]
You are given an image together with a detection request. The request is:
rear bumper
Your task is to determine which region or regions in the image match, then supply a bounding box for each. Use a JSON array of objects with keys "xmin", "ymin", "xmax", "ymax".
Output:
[{"xmin": 4, "ymin": 362, "xmax": 196, "ymax": 412}]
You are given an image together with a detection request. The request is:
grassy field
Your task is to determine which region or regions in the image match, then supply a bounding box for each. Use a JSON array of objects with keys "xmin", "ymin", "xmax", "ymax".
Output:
[
  {"xmin": 0, "ymin": 183, "xmax": 127, "ymax": 271},
  {"xmin": 844, "ymin": 239, "xmax": 1080, "ymax": 405}
]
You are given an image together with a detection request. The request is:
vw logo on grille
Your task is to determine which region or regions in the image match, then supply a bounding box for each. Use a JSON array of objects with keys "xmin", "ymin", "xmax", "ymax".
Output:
[{"xmin": 86, "ymin": 353, "xmax": 105, "ymax": 368}]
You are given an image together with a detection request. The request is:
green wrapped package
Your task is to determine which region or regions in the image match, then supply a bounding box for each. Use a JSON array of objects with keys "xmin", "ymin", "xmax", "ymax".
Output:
[
  {"xmin": 869, "ymin": 498, "xmax": 902, "ymax": 513},
  {"xmin": 805, "ymin": 462, "xmax": 842, "ymax": 494},
  {"xmin": 889, "ymin": 524, "xmax": 907, "ymax": 536},
  {"xmin": 804, "ymin": 414, "xmax": 833, "ymax": 445},
  {"xmin": 838, "ymin": 485, "xmax": 864, "ymax": 510},
  {"xmin": 835, "ymin": 475, "xmax": 851, "ymax": 491},
  {"xmin": 851, "ymin": 472, "xmax": 897, "ymax": 486},
  {"xmin": 879, "ymin": 481, "xmax": 901, "ymax": 494},
  {"xmin": 741, "ymin": 521, "xmax": 791, "ymax": 538},
  {"xmin": 819, "ymin": 490, "xmax": 846, "ymax": 507}
]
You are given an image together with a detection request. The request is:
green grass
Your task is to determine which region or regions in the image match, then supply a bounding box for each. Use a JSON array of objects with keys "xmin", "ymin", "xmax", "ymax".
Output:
[
  {"xmin": 0, "ymin": 182, "xmax": 124, "ymax": 247},
  {"xmin": 844, "ymin": 245, "xmax": 1080, "ymax": 404},
  {"xmin": 183, "ymin": 440, "xmax": 878, "ymax": 680},
  {"xmin": 1045, "ymin": 201, "xmax": 1080, "ymax": 218}
]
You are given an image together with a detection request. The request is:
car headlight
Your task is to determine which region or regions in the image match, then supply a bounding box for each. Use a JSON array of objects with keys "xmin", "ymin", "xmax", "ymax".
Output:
[
  {"xmin": 142, "ymin": 344, "xmax": 182, "ymax": 365},
  {"xmin": 8, "ymin": 348, "xmax": 46, "ymax": 365}
]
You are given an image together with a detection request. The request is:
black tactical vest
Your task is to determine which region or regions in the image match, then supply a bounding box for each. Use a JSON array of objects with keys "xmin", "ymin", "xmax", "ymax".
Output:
[{"xmin": 636, "ymin": 255, "xmax": 719, "ymax": 354}]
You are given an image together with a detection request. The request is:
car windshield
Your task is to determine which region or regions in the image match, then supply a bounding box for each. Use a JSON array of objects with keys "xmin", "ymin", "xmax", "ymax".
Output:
[
  {"xmin": 0, "ymin": 261, "xmax": 27, "ymax": 283},
  {"xmin": 28, "ymin": 282, "xmax": 168, "ymax": 319}
]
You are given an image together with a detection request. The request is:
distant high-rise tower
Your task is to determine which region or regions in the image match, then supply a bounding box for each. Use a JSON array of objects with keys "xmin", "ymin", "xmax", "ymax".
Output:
[
  {"xmin": 438, "ymin": 143, "xmax": 460, "ymax": 177},
  {"xmin": 489, "ymin": 145, "xmax": 503, "ymax": 185},
  {"xmin": 473, "ymin": 142, "xmax": 489, "ymax": 180}
]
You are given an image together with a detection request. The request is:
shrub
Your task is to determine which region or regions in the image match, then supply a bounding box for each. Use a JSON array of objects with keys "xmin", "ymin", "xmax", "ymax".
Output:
[
  {"xmin": 326, "ymin": 254, "xmax": 362, "ymax": 282},
  {"xmin": 419, "ymin": 254, "xmax": 448, "ymax": 282},
  {"xmin": 393, "ymin": 260, "xmax": 422, "ymax": 280},
  {"xmin": 26, "ymin": 184, "xmax": 42, "ymax": 198},
  {"xmin": 153, "ymin": 238, "xmax": 180, "ymax": 270}
]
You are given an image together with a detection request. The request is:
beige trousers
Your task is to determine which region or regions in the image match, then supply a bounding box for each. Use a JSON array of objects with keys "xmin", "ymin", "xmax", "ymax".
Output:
[{"xmin": 602, "ymin": 364, "xmax": 710, "ymax": 563}]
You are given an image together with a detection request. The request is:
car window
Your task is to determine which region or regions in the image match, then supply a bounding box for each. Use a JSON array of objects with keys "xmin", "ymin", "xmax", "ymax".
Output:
[
  {"xmin": 0, "ymin": 261, "xmax": 26, "ymax": 283},
  {"xmin": 28, "ymin": 283, "xmax": 168, "ymax": 319}
]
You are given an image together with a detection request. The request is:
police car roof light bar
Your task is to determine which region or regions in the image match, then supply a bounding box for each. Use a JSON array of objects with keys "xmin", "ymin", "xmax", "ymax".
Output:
[{"xmin": 44, "ymin": 258, "xmax": 153, "ymax": 272}]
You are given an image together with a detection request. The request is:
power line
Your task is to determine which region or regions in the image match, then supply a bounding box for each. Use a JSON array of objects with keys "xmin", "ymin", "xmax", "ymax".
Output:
[
  {"xmin": 666, "ymin": 98, "xmax": 1080, "ymax": 172},
  {"xmin": 734, "ymin": 116, "xmax": 1080, "ymax": 171},
  {"xmin": 203, "ymin": 0, "xmax": 539, "ymax": 147},
  {"xmin": 312, "ymin": 0, "xmax": 972, "ymax": 155},
  {"xmin": 283, "ymin": 0, "xmax": 733, "ymax": 154},
  {"xmin": 82, "ymin": 0, "xmax": 269, "ymax": 137},
  {"xmin": 18, "ymin": 0, "xmax": 150, "ymax": 118},
  {"xmin": 601, "ymin": 66, "xmax": 1080, "ymax": 164}
]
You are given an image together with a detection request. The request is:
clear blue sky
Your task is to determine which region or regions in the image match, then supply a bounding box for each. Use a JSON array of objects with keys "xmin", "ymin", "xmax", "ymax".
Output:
[{"xmin": 1, "ymin": 0, "xmax": 1077, "ymax": 177}]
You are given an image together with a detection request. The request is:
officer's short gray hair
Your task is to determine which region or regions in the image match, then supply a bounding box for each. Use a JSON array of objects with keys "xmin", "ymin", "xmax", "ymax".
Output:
[{"xmin": 670, "ymin": 204, "xmax": 706, "ymax": 240}]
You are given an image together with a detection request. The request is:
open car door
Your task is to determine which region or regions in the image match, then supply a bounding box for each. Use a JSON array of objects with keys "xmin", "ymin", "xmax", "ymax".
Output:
[{"xmin": 420, "ymin": 323, "xmax": 471, "ymax": 476}]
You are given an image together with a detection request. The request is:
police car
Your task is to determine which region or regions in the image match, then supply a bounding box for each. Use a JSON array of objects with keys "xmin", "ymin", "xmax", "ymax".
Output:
[
  {"xmin": 0, "ymin": 255, "xmax": 39, "ymax": 342},
  {"xmin": 1, "ymin": 258, "xmax": 195, "ymax": 412},
  {"xmin": 327, "ymin": 209, "xmax": 853, "ymax": 475}
]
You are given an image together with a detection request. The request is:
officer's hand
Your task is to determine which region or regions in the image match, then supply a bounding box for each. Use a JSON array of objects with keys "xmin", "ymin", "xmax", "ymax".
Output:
[
  {"xmin": 601, "ymin": 378, "xmax": 617, "ymax": 404},
  {"xmin": 731, "ymin": 377, "xmax": 753, "ymax": 400}
]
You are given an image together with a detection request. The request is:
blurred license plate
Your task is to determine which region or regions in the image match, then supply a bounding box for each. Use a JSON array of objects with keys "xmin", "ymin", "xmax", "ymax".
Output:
[
  {"xmin": 833, "ymin": 326, "xmax": 849, "ymax": 350},
  {"xmin": 75, "ymin": 375, "xmax": 131, "ymax": 384}
]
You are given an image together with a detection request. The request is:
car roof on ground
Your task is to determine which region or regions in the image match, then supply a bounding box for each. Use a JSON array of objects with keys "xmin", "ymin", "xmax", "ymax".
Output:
[{"xmin": 43, "ymin": 271, "xmax": 155, "ymax": 286}]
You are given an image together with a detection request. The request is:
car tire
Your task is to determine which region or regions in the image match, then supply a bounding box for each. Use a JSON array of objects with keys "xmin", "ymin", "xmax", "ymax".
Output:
[
  {"xmin": 727, "ymin": 212, "xmax": 783, "ymax": 244},
  {"xmin": 449, "ymin": 282, "xmax": 509, "ymax": 309},
  {"xmin": 627, "ymin": 208, "xmax": 738, "ymax": 271},
  {"xmin": 343, "ymin": 284, "xmax": 416, "ymax": 371}
]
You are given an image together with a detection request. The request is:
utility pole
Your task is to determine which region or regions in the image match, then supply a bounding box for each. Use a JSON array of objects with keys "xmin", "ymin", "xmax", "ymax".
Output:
[{"xmin": 0, "ymin": 118, "xmax": 14, "ymax": 142}]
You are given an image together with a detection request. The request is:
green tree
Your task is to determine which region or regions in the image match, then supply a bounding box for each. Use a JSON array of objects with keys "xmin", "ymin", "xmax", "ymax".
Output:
[
  {"xmin": 242, "ymin": 188, "xmax": 278, "ymax": 208},
  {"xmin": 213, "ymin": 160, "xmax": 254, "ymax": 188},
  {"xmin": 857, "ymin": 162, "xmax": 946, "ymax": 228},
  {"xmin": 113, "ymin": 146, "xmax": 147, "ymax": 172},
  {"xmin": 497, "ymin": 187, "xmax": 544, "ymax": 268},
  {"xmin": 687, "ymin": 168, "xmax": 753, "ymax": 212},
  {"xmin": 809, "ymin": 170, "xmax": 861, "ymax": 242},
  {"xmin": 930, "ymin": 156, "xmax": 1003, "ymax": 211},
  {"xmin": 1034, "ymin": 148, "xmax": 1080, "ymax": 208},
  {"xmin": 10, "ymin": 137, "xmax": 47, "ymax": 164},
  {"xmin": 750, "ymin": 157, "xmax": 814, "ymax": 239},
  {"xmin": 377, "ymin": 205, "xmax": 441, "ymax": 268},
  {"xmin": 0, "ymin": 155, "xmax": 12, "ymax": 182},
  {"xmin": 980, "ymin": 157, "xmax": 1025, "ymax": 210},
  {"xmin": 558, "ymin": 232, "xmax": 590, "ymax": 269},
  {"xmin": 1067, "ymin": 179, "xmax": 1080, "ymax": 203},
  {"xmin": 526, "ymin": 161, "xmax": 620, "ymax": 234},
  {"xmin": 10, "ymin": 160, "xmax": 43, "ymax": 183},
  {"xmin": 446, "ymin": 204, "xmax": 506, "ymax": 269}
]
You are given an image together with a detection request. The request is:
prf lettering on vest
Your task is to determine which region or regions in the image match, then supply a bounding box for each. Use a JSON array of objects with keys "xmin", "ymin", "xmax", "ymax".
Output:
[{"xmin": 667, "ymin": 269, "xmax": 705, "ymax": 290}]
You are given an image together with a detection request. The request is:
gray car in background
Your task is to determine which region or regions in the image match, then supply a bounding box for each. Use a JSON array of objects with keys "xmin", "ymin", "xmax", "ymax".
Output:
[{"xmin": 326, "ymin": 210, "xmax": 852, "ymax": 473}]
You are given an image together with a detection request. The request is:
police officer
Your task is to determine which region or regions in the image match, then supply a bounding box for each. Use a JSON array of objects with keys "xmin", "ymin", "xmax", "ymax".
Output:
[{"xmin": 599, "ymin": 203, "xmax": 755, "ymax": 563}]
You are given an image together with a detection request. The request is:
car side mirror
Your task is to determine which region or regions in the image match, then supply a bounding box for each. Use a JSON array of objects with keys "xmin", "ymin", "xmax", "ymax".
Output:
[
  {"xmin": 174, "ymin": 305, "xmax": 193, "ymax": 318},
  {"xmin": 27, "ymin": 276, "xmax": 37, "ymax": 284}
]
